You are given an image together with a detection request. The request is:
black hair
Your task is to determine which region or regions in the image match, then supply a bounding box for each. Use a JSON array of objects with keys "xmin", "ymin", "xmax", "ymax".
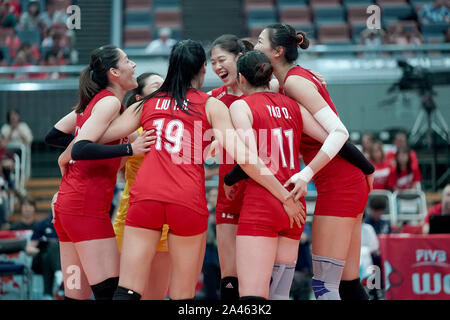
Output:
[
  {"xmin": 125, "ymin": 72, "xmax": 160, "ymax": 107},
  {"xmin": 6, "ymin": 109, "xmax": 20, "ymax": 124},
  {"xmin": 21, "ymin": 197, "xmax": 36, "ymax": 211},
  {"xmin": 210, "ymin": 34, "xmax": 254, "ymax": 57},
  {"xmin": 265, "ymin": 23, "xmax": 310, "ymax": 63},
  {"xmin": 369, "ymin": 197, "xmax": 386, "ymax": 211},
  {"xmin": 74, "ymin": 45, "xmax": 121, "ymax": 114},
  {"xmin": 138, "ymin": 40, "xmax": 206, "ymax": 115},
  {"xmin": 237, "ymin": 51, "xmax": 273, "ymax": 88},
  {"xmin": 395, "ymin": 146, "xmax": 412, "ymax": 175}
]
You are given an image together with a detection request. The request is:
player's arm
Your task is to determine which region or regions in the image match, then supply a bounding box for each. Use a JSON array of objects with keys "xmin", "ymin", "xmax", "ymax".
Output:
[
  {"xmin": 206, "ymin": 97, "xmax": 305, "ymax": 227},
  {"xmin": 71, "ymin": 97, "xmax": 153, "ymax": 160},
  {"xmin": 45, "ymin": 110, "xmax": 77, "ymax": 148},
  {"xmin": 285, "ymin": 76, "xmax": 374, "ymax": 174},
  {"xmin": 223, "ymin": 100, "xmax": 256, "ymax": 186}
]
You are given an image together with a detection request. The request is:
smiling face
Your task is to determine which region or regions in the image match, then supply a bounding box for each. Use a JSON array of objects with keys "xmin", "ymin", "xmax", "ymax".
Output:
[
  {"xmin": 112, "ymin": 48, "xmax": 137, "ymax": 91},
  {"xmin": 210, "ymin": 46, "xmax": 239, "ymax": 87},
  {"xmin": 254, "ymin": 29, "xmax": 277, "ymax": 64},
  {"xmin": 136, "ymin": 74, "xmax": 164, "ymax": 100}
]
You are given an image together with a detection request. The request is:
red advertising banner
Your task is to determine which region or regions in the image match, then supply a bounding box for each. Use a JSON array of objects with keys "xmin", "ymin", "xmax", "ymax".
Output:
[{"xmin": 379, "ymin": 234, "xmax": 450, "ymax": 300}]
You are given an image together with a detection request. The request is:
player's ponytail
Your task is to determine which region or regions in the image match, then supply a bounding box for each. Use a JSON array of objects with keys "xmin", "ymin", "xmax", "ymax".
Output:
[
  {"xmin": 265, "ymin": 23, "xmax": 310, "ymax": 63},
  {"xmin": 74, "ymin": 45, "xmax": 121, "ymax": 114},
  {"xmin": 237, "ymin": 51, "xmax": 273, "ymax": 88},
  {"xmin": 138, "ymin": 40, "xmax": 206, "ymax": 115}
]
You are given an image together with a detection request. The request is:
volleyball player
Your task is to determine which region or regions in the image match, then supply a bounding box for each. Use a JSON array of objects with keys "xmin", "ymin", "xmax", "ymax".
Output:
[
  {"xmin": 208, "ymin": 34, "xmax": 250, "ymax": 300},
  {"xmin": 113, "ymin": 72, "xmax": 172, "ymax": 300},
  {"xmin": 90, "ymin": 40, "xmax": 304, "ymax": 300},
  {"xmin": 46, "ymin": 45, "xmax": 155, "ymax": 300},
  {"xmin": 255, "ymin": 24, "xmax": 375, "ymax": 300},
  {"xmin": 229, "ymin": 51, "xmax": 347, "ymax": 300}
]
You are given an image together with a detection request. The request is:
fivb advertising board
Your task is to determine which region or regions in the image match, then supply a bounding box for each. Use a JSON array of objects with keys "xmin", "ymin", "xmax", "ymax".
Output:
[{"xmin": 379, "ymin": 234, "xmax": 450, "ymax": 300}]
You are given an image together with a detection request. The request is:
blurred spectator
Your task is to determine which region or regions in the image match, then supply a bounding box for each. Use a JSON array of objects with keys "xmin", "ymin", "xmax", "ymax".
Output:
[
  {"xmin": 361, "ymin": 132, "xmax": 375, "ymax": 159},
  {"xmin": 4, "ymin": 0, "xmax": 21, "ymax": 18},
  {"xmin": 5, "ymin": 28, "xmax": 21, "ymax": 59},
  {"xmin": 0, "ymin": 132, "xmax": 15, "ymax": 190},
  {"xmin": 365, "ymin": 197, "xmax": 392, "ymax": 234},
  {"xmin": 418, "ymin": 0, "xmax": 450, "ymax": 24},
  {"xmin": 369, "ymin": 140, "xmax": 393, "ymax": 190},
  {"xmin": 360, "ymin": 220, "xmax": 379, "ymax": 277},
  {"xmin": 39, "ymin": 0, "xmax": 67, "ymax": 30},
  {"xmin": 9, "ymin": 197, "xmax": 36, "ymax": 230},
  {"xmin": 18, "ymin": 1, "xmax": 45, "ymax": 31},
  {"xmin": 387, "ymin": 146, "xmax": 422, "ymax": 191},
  {"xmin": 422, "ymin": 184, "xmax": 450, "ymax": 234},
  {"xmin": 385, "ymin": 130, "xmax": 419, "ymax": 170},
  {"xmin": 290, "ymin": 222, "xmax": 312, "ymax": 300},
  {"xmin": 145, "ymin": 27, "xmax": 177, "ymax": 54},
  {"xmin": 0, "ymin": 0, "xmax": 17, "ymax": 28},
  {"xmin": 360, "ymin": 28, "xmax": 386, "ymax": 49},
  {"xmin": 0, "ymin": 48, "xmax": 7, "ymax": 66},
  {"xmin": 44, "ymin": 51, "xmax": 65, "ymax": 79},
  {"xmin": 360, "ymin": 217, "xmax": 383, "ymax": 300},
  {"xmin": 201, "ymin": 187, "xmax": 220, "ymax": 300},
  {"xmin": 25, "ymin": 214, "xmax": 61, "ymax": 300},
  {"xmin": 1, "ymin": 108, "xmax": 34, "ymax": 147},
  {"xmin": 387, "ymin": 24, "xmax": 423, "ymax": 46}
]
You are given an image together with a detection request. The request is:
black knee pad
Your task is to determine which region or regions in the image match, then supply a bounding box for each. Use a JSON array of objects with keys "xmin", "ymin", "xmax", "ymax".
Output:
[
  {"xmin": 90, "ymin": 277, "xmax": 119, "ymax": 300},
  {"xmin": 339, "ymin": 278, "xmax": 369, "ymax": 300},
  {"xmin": 113, "ymin": 286, "xmax": 142, "ymax": 300},
  {"xmin": 220, "ymin": 276, "xmax": 239, "ymax": 301}
]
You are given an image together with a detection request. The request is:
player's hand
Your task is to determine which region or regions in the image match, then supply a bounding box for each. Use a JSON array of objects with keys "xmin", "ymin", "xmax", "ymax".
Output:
[
  {"xmin": 206, "ymin": 140, "xmax": 220, "ymax": 159},
  {"xmin": 311, "ymin": 70, "xmax": 327, "ymax": 87},
  {"xmin": 131, "ymin": 130, "xmax": 156, "ymax": 156},
  {"xmin": 51, "ymin": 192, "xmax": 58, "ymax": 224},
  {"xmin": 366, "ymin": 173, "xmax": 374, "ymax": 193},
  {"xmin": 224, "ymin": 183, "xmax": 237, "ymax": 201},
  {"xmin": 283, "ymin": 198, "xmax": 306, "ymax": 229},
  {"xmin": 57, "ymin": 154, "xmax": 68, "ymax": 177},
  {"xmin": 284, "ymin": 173, "xmax": 308, "ymax": 201}
]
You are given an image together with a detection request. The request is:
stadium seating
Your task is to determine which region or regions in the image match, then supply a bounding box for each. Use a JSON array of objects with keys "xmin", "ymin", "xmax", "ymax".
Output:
[
  {"xmin": 394, "ymin": 190, "xmax": 428, "ymax": 224},
  {"xmin": 123, "ymin": 0, "xmax": 182, "ymax": 49}
]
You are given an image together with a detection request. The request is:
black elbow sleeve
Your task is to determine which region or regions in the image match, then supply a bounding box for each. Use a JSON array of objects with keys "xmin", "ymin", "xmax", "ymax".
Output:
[
  {"xmin": 72, "ymin": 140, "xmax": 133, "ymax": 161},
  {"xmin": 45, "ymin": 127, "xmax": 74, "ymax": 148},
  {"xmin": 339, "ymin": 141, "xmax": 375, "ymax": 175},
  {"xmin": 224, "ymin": 164, "xmax": 249, "ymax": 186}
]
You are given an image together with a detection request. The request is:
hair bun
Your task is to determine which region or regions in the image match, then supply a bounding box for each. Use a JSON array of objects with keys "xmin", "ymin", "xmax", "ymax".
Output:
[{"xmin": 296, "ymin": 31, "xmax": 310, "ymax": 50}]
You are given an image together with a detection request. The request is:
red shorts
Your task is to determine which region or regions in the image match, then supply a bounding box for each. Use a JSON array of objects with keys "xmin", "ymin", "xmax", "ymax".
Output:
[
  {"xmin": 314, "ymin": 178, "xmax": 369, "ymax": 218},
  {"xmin": 237, "ymin": 183, "xmax": 304, "ymax": 240},
  {"xmin": 215, "ymin": 181, "xmax": 246, "ymax": 225},
  {"xmin": 126, "ymin": 200, "xmax": 208, "ymax": 236},
  {"xmin": 54, "ymin": 210, "xmax": 115, "ymax": 243}
]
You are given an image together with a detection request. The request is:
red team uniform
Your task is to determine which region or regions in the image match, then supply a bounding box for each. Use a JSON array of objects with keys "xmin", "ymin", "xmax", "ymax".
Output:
[
  {"xmin": 54, "ymin": 90, "xmax": 124, "ymax": 242},
  {"xmin": 387, "ymin": 167, "xmax": 422, "ymax": 191},
  {"xmin": 372, "ymin": 161, "xmax": 394, "ymax": 190},
  {"xmin": 126, "ymin": 89, "xmax": 213, "ymax": 236},
  {"xmin": 282, "ymin": 66, "xmax": 369, "ymax": 217},
  {"xmin": 237, "ymin": 92, "xmax": 305, "ymax": 240},
  {"xmin": 210, "ymin": 85, "xmax": 246, "ymax": 225}
]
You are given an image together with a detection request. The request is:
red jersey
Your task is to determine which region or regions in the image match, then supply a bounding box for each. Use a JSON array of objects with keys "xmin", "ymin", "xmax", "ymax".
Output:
[
  {"xmin": 55, "ymin": 90, "xmax": 124, "ymax": 219},
  {"xmin": 243, "ymin": 91, "xmax": 302, "ymax": 201},
  {"xmin": 387, "ymin": 167, "xmax": 422, "ymax": 190},
  {"xmin": 424, "ymin": 203, "xmax": 443, "ymax": 224},
  {"xmin": 211, "ymin": 85, "xmax": 246, "ymax": 215},
  {"xmin": 129, "ymin": 89, "xmax": 213, "ymax": 216},
  {"xmin": 372, "ymin": 161, "xmax": 394, "ymax": 190},
  {"xmin": 281, "ymin": 66, "xmax": 365, "ymax": 192}
]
